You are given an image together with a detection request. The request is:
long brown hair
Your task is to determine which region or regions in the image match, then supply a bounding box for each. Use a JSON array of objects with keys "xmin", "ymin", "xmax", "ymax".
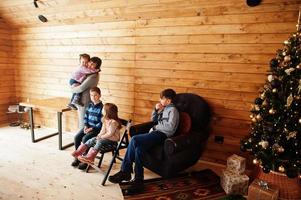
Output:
[{"xmin": 102, "ymin": 103, "xmax": 121, "ymax": 129}]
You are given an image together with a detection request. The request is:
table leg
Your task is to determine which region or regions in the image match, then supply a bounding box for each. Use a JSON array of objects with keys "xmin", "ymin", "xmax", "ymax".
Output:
[
  {"xmin": 58, "ymin": 111, "xmax": 74, "ymax": 150},
  {"xmin": 28, "ymin": 107, "xmax": 58, "ymax": 143},
  {"xmin": 29, "ymin": 107, "xmax": 35, "ymax": 143}
]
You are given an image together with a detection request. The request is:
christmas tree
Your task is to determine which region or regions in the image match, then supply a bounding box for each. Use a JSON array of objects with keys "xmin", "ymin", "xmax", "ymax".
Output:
[{"xmin": 240, "ymin": 16, "xmax": 301, "ymax": 179}]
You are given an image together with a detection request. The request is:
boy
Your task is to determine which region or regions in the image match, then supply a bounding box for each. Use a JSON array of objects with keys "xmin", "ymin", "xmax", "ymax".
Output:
[
  {"xmin": 71, "ymin": 86, "xmax": 103, "ymax": 168},
  {"xmin": 109, "ymin": 88, "xmax": 179, "ymax": 191},
  {"xmin": 68, "ymin": 54, "xmax": 101, "ymax": 110}
]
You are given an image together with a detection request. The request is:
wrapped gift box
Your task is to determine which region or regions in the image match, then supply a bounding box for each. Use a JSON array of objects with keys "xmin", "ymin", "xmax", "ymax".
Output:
[
  {"xmin": 227, "ymin": 154, "xmax": 246, "ymax": 174},
  {"xmin": 247, "ymin": 179, "xmax": 279, "ymax": 200},
  {"xmin": 220, "ymin": 169, "xmax": 249, "ymax": 195}
]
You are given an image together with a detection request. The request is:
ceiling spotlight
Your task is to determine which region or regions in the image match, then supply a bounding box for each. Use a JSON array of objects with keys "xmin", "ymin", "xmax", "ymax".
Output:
[
  {"xmin": 246, "ymin": 0, "xmax": 261, "ymax": 7},
  {"xmin": 38, "ymin": 15, "xmax": 47, "ymax": 23}
]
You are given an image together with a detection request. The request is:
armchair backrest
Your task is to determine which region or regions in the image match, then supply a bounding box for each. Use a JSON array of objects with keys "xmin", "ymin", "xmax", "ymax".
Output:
[{"xmin": 174, "ymin": 93, "xmax": 211, "ymax": 132}]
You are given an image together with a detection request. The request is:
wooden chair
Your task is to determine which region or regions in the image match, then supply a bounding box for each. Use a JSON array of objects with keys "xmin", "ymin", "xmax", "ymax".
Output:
[{"xmin": 85, "ymin": 119, "xmax": 131, "ymax": 186}]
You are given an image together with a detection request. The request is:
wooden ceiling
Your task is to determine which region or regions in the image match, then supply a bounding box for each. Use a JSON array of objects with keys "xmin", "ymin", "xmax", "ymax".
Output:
[{"xmin": 1, "ymin": 0, "xmax": 300, "ymax": 28}]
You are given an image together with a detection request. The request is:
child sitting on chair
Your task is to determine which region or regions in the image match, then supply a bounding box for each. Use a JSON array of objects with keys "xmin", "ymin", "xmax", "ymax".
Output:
[
  {"xmin": 68, "ymin": 53, "xmax": 101, "ymax": 109},
  {"xmin": 71, "ymin": 103, "xmax": 122, "ymax": 165}
]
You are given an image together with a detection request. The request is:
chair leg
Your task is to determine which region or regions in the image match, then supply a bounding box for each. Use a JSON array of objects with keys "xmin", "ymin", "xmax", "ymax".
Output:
[
  {"xmin": 112, "ymin": 151, "xmax": 116, "ymax": 163},
  {"xmin": 97, "ymin": 153, "xmax": 104, "ymax": 168},
  {"xmin": 102, "ymin": 151, "xmax": 118, "ymax": 186},
  {"xmin": 85, "ymin": 164, "xmax": 91, "ymax": 173}
]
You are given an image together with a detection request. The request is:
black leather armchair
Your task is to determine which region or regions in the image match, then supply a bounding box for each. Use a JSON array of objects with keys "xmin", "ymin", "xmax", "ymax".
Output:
[{"xmin": 130, "ymin": 93, "xmax": 211, "ymax": 178}]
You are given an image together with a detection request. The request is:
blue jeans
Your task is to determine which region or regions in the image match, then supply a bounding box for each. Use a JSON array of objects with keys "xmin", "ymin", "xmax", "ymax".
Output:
[
  {"xmin": 121, "ymin": 131, "xmax": 167, "ymax": 180},
  {"xmin": 85, "ymin": 137, "xmax": 117, "ymax": 151},
  {"xmin": 74, "ymin": 128, "xmax": 99, "ymax": 149}
]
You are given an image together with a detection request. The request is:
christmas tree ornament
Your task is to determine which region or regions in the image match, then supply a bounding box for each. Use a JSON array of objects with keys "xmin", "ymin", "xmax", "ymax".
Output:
[
  {"xmin": 251, "ymin": 117, "xmax": 257, "ymax": 123},
  {"xmin": 255, "ymin": 97, "xmax": 263, "ymax": 105},
  {"xmin": 286, "ymin": 131, "xmax": 297, "ymax": 140},
  {"xmin": 284, "ymin": 55, "xmax": 291, "ymax": 62},
  {"xmin": 254, "ymin": 105, "xmax": 260, "ymax": 111},
  {"xmin": 277, "ymin": 146, "xmax": 285, "ymax": 153},
  {"xmin": 282, "ymin": 51, "xmax": 287, "ymax": 56},
  {"xmin": 269, "ymin": 108, "xmax": 276, "ymax": 114},
  {"xmin": 298, "ymin": 118, "xmax": 301, "ymax": 124},
  {"xmin": 249, "ymin": 114, "xmax": 255, "ymax": 119},
  {"xmin": 272, "ymin": 88, "xmax": 277, "ymax": 93},
  {"xmin": 270, "ymin": 58, "xmax": 279, "ymax": 69},
  {"xmin": 296, "ymin": 64, "xmax": 300, "ymax": 69},
  {"xmin": 286, "ymin": 94, "xmax": 294, "ymax": 107},
  {"xmin": 262, "ymin": 165, "xmax": 271, "ymax": 173},
  {"xmin": 267, "ymin": 74, "xmax": 274, "ymax": 82},
  {"xmin": 261, "ymin": 140, "xmax": 269, "ymax": 149},
  {"xmin": 271, "ymin": 79, "xmax": 281, "ymax": 88},
  {"xmin": 285, "ymin": 68, "xmax": 295, "ymax": 75},
  {"xmin": 278, "ymin": 165, "xmax": 285, "ymax": 172},
  {"xmin": 256, "ymin": 114, "xmax": 262, "ymax": 121}
]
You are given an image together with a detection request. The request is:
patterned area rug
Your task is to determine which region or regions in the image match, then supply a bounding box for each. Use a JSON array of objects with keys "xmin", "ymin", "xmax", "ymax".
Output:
[{"xmin": 119, "ymin": 169, "xmax": 226, "ymax": 200}]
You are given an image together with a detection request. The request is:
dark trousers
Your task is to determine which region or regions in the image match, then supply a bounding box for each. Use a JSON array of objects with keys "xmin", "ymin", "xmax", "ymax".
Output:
[
  {"xmin": 121, "ymin": 131, "xmax": 167, "ymax": 180},
  {"xmin": 74, "ymin": 128, "xmax": 99, "ymax": 149}
]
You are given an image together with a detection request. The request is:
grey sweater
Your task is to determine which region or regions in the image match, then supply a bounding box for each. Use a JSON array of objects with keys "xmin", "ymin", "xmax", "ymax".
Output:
[
  {"xmin": 71, "ymin": 73, "xmax": 99, "ymax": 128},
  {"xmin": 150, "ymin": 103, "xmax": 179, "ymax": 137}
]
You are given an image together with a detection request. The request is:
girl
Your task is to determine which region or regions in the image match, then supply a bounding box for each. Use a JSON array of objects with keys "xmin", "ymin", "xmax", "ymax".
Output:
[{"xmin": 71, "ymin": 103, "xmax": 122, "ymax": 165}]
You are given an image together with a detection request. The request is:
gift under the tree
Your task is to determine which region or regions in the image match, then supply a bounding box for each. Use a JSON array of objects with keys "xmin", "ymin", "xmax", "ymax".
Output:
[
  {"xmin": 226, "ymin": 154, "xmax": 246, "ymax": 174},
  {"xmin": 247, "ymin": 179, "xmax": 279, "ymax": 200},
  {"xmin": 220, "ymin": 169, "xmax": 249, "ymax": 195}
]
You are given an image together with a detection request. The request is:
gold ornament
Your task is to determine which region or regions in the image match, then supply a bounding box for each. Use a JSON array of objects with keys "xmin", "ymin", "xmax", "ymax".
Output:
[
  {"xmin": 255, "ymin": 105, "xmax": 260, "ymax": 111},
  {"xmin": 285, "ymin": 68, "xmax": 295, "ymax": 75},
  {"xmin": 278, "ymin": 165, "xmax": 285, "ymax": 173},
  {"xmin": 282, "ymin": 51, "xmax": 287, "ymax": 56},
  {"xmin": 262, "ymin": 100, "xmax": 268, "ymax": 106},
  {"xmin": 284, "ymin": 55, "xmax": 291, "ymax": 62},
  {"xmin": 261, "ymin": 92, "xmax": 266, "ymax": 99},
  {"xmin": 269, "ymin": 108, "xmax": 276, "ymax": 114},
  {"xmin": 284, "ymin": 40, "xmax": 290, "ymax": 45},
  {"xmin": 261, "ymin": 140, "xmax": 269, "ymax": 149},
  {"xmin": 278, "ymin": 146, "xmax": 285, "ymax": 153},
  {"xmin": 251, "ymin": 117, "xmax": 257, "ymax": 123},
  {"xmin": 272, "ymin": 88, "xmax": 277, "ymax": 93},
  {"xmin": 286, "ymin": 131, "xmax": 297, "ymax": 140},
  {"xmin": 256, "ymin": 114, "xmax": 262, "ymax": 121},
  {"xmin": 250, "ymin": 114, "xmax": 255, "ymax": 119},
  {"xmin": 286, "ymin": 93, "xmax": 294, "ymax": 107}
]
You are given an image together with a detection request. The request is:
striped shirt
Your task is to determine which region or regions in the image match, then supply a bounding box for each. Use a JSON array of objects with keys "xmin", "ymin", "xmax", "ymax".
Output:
[{"xmin": 84, "ymin": 101, "xmax": 103, "ymax": 132}]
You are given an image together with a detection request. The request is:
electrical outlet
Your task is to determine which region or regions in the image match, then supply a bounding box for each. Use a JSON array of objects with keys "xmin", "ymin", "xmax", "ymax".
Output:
[{"xmin": 214, "ymin": 135, "xmax": 224, "ymax": 144}]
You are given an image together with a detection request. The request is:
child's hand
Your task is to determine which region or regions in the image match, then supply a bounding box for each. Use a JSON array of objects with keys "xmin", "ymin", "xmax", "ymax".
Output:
[
  {"xmin": 71, "ymin": 83, "xmax": 80, "ymax": 88},
  {"xmin": 155, "ymin": 103, "xmax": 164, "ymax": 112},
  {"xmin": 84, "ymin": 127, "xmax": 92, "ymax": 134}
]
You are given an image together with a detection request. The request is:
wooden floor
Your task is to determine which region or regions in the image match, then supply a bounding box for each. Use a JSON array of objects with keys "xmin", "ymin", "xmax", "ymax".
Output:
[{"xmin": 0, "ymin": 125, "xmax": 226, "ymax": 200}]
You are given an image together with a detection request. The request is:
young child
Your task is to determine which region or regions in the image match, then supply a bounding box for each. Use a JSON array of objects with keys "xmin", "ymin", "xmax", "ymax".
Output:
[
  {"xmin": 68, "ymin": 54, "xmax": 101, "ymax": 109},
  {"xmin": 71, "ymin": 87, "xmax": 103, "ymax": 168},
  {"xmin": 108, "ymin": 89, "xmax": 179, "ymax": 188},
  {"xmin": 72, "ymin": 103, "xmax": 122, "ymax": 166}
]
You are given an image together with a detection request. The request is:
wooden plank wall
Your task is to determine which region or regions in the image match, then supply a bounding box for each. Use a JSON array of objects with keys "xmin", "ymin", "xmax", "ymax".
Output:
[
  {"xmin": 0, "ymin": 18, "xmax": 15, "ymax": 125},
  {"xmin": 1, "ymin": 0, "xmax": 300, "ymax": 163}
]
